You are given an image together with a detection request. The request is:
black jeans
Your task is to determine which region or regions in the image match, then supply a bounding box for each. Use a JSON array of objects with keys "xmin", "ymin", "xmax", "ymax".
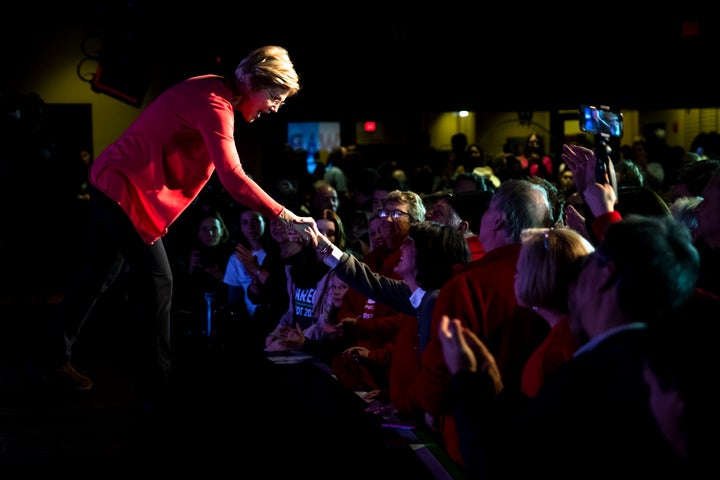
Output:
[{"xmin": 57, "ymin": 184, "xmax": 173, "ymax": 393}]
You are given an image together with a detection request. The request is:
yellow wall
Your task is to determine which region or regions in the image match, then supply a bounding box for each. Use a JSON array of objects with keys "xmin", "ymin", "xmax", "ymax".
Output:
[
  {"xmin": 14, "ymin": 25, "xmax": 720, "ymax": 165},
  {"xmin": 423, "ymin": 108, "xmax": 720, "ymax": 161},
  {"xmin": 15, "ymin": 28, "xmax": 146, "ymax": 158}
]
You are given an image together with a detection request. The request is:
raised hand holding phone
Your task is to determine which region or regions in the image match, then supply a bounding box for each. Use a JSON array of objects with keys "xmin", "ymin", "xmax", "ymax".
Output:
[
  {"xmin": 561, "ymin": 144, "xmax": 617, "ymax": 218},
  {"xmin": 578, "ymin": 105, "xmax": 622, "ymax": 188}
]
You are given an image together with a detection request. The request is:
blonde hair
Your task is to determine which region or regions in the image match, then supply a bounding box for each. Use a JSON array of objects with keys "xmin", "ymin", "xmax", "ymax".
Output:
[
  {"xmin": 515, "ymin": 227, "xmax": 594, "ymax": 312},
  {"xmin": 234, "ymin": 45, "xmax": 300, "ymax": 97}
]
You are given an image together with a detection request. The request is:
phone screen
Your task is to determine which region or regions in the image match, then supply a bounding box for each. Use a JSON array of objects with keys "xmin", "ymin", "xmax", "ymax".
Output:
[{"xmin": 579, "ymin": 106, "xmax": 623, "ymax": 138}]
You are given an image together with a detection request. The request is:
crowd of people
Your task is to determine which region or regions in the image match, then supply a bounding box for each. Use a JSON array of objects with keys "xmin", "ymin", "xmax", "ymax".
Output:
[
  {"xmin": 147, "ymin": 131, "xmax": 720, "ymax": 477},
  {"xmin": 36, "ymin": 44, "xmax": 720, "ymax": 478}
]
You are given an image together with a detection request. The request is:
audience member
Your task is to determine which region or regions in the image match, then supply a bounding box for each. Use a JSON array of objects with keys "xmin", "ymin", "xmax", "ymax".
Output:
[
  {"xmin": 665, "ymin": 158, "xmax": 720, "ymax": 203},
  {"xmin": 341, "ymin": 173, "xmax": 401, "ymax": 260},
  {"xmin": 514, "ymin": 227, "xmax": 595, "ymax": 397},
  {"xmin": 337, "ymin": 190, "xmax": 426, "ymax": 324},
  {"xmin": 556, "ymin": 165, "xmax": 577, "ymax": 198},
  {"xmin": 518, "ymin": 132, "xmax": 554, "ymax": 180},
  {"xmin": 264, "ymin": 208, "xmax": 351, "ymax": 356},
  {"xmin": 560, "ymin": 143, "xmax": 620, "ymax": 245},
  {"xmin": 613, "ymin": 158, "xmax": 645, "ymax": 188},
  {"xmin": 408, "ymin": 164, "xmax": 439, "ymax": 197},
  {"xmin": 689, "ymin": 131, "xmax": 720, "ymax": 160},
  {"xmin": 310, "ymin": 271, "xmax": 351, "ymax": 343},
  {"xmin": 171, "ymin": 209, "xmax": 234, "ymax": 337},
  {"xmin": 425, "ymin": 191, "xmax": 493, "ymax": 261},
  {"xmin": 264, "ymin": 268, "xmax": 352, "ymax": 365},
  {"xmin": 308, "ymin": 180, "xmax": 340, "ymax": 218},
  {"xmin": 264, "ymin": 241, "xmax": 331, "ymax": 351},
  {"xmin": 669, "ymin": 196, "xmax": 702, "ymax": 238},
  {"xmin": 268, "ymin": 176, "xmax": 309, "ymax": 218},
  {"xmin": 442, "ymin": 132, "xmax": 471, "ymax": 186},
  {"xmin": 370, "ymin": 175, "xmax": 403, "ymax": 215},
  {"xmin": 331, "ymin": 190, "xmax": 426, "ymax": 391},
  {"xmin": 223, "ymin": 208, "xmax": 271, "ymax": 320},
  {"xmin": 439, "ymin": 213, "xmax": 701, "ymax": 478},
  {"xmin": 615, "ymin": 185, "xmax": 671, "ymax": 218},
  {"xmin": 464, "ymin": 143, "xmax": 500, "ymax": 189},
  {"xmin": 465, "ymin": 143, "xmax": 484, "ymax": 171},
  {"xmin": 404, "ymin": 179, "xmax": 554, "ymax": 466},
  {"xmin": 451, "ymin": 172, "xmax": 496, "ymax": 195},
  {"xmin": 630, "ymin": 135, "xmax": 668, "ymax": 193},
  {"xmin": 366, "ymin": 210, "xmax": 385, "ymax": 252},
  {"xmin": 236, "ymin": 216, "xmax": 302, "ymax": 350},
  {"xmin": 308, "ymin": 221, "xmax": 471, "ymax": 407},
  {"xmin": 526, "ymin": 175, "xmax": 565, "ymax": 228},
  {"xmin": 643, "ymin": 289, "xmax": 720, "ymax": 475},
  {"xmin": 566, "ymin": 140, "xmax": 719, "ymax": 301},
  {"xmin": 693, "ymin": 164, "xmax": 720, "ymax": 297},
  {"xmin": 347, "ymin": 167, "xmax": 381, "ymax": 217},
  {"xmin": 323, "ymin": 146, "xmax": 350, "ymax": 204},
  {"xmin": 316, "ymin": 208, "xmax": 347, "ymax": 253}
]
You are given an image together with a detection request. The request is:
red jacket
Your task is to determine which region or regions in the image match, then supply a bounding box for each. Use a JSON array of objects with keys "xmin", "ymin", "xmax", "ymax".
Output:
[
  {"xmin": 406, "ymin": 243, "xmax": 549, "ymax": 465},
  {"xmin": 90, "ymin": 75, "xmax": 283, "ymax": 244},
  {"xmin": 338, "ymin": 246, "xmax": 403, "ymax": 350},
  {"xmin": 355, "ymin": 312, "xmax": 422, "ymax": 413},
  {"xmin": 520, "ymin": 316, "xmax": 577, "ymax": 397},
  {"xmin": 465, "ymin": 235, "xmax": 485, "ymax": 262}
]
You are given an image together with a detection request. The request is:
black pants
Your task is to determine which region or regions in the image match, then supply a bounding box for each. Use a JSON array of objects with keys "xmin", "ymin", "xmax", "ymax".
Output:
[{"xmin": 57, "ymin": 185, "xmax": 172, "ymax": 394}]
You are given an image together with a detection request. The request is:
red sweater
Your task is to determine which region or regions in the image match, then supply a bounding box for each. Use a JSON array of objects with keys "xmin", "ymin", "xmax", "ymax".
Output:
[
  {"xmin": 354, "ymin": 312, "xmax": 423, "ymax": 413},
  {"xmin": 520, "ymin": 316, "xmax": 577, "ymax": 397},
  {"xmin": 406, "ymin": 243, "xmax": 549, "ymax": 465},
  {"xmin": 338, "ymin": 246, "xmax": 403, "ymax": 350},
  {"xmin": 466, "ymin": 234, "xmax": 485, "ymax": 261},
  {"xmin": 90, "ymin": 75, "xmax": 283, "ymax": 244}
]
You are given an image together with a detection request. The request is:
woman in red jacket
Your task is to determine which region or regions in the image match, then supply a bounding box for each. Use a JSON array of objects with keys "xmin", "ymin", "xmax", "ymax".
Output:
[{"xmin": 49, "ymin": 46, "xmax": 314, "ymax": 408}]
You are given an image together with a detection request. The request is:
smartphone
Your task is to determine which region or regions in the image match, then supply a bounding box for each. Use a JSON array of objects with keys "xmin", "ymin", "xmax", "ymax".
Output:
[{"xmin": 579, "ymin": 105, "xmax": 623, "ymax": 138}]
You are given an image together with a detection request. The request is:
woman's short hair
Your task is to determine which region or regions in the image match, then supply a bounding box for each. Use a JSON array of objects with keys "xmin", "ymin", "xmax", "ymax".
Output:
[
  {"xmin": 410, "ymin": 221, "xmax": 471, "ymax": 290},
  {"xmin": 235, "ymin": 45, "xmax": 300, "ymax": 97},
  {"xmin": 515, "ymin": 227, "xmax": 595, "ymax": 312}
]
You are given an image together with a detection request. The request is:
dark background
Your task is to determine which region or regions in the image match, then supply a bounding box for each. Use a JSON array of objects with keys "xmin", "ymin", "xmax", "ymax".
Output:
[{"xmin": 5, "ymin": 3, "xmax": 718, "ymax": 117}]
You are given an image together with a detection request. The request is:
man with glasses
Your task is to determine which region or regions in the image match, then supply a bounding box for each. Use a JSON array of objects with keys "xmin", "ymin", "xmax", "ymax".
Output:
[
  {"xmin": 338, "ymin": 190, "xmax": 426, "ymax": 324},
  {"xmin": 330, "ymin": 190, "xmax": 426, "ymax": 391},
  {"xmin": 376, "ymin": 208, "xmax": 410, "ymax": 220}
]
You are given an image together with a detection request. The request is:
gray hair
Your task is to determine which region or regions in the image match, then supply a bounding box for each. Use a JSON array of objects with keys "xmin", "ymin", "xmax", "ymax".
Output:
[{"xmin": 491, "ymin": 179, "xmax": 553, "ymax": 242}]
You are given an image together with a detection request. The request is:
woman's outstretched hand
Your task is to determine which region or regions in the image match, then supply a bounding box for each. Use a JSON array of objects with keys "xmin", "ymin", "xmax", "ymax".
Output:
[{"xmin": 278, "ymin": 208, "xmax": 317, "ymax": 244}]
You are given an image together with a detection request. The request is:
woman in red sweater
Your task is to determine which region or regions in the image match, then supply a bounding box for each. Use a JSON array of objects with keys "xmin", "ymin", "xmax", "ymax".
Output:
[{"xmin": 49, "ymin": 46, "xmax": 314, "ymax": 408}]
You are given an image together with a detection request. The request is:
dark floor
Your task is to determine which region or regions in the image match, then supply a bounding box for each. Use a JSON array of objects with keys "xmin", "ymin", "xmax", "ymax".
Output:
[{"xmin": 0, "ymin": 299, "xmax": 464, "ymax": 477}]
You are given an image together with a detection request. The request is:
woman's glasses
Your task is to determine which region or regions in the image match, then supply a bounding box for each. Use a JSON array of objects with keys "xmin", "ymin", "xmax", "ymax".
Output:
[{"xmin": 266, "ymin": 92, "xmax": 285, "ymax": 110}]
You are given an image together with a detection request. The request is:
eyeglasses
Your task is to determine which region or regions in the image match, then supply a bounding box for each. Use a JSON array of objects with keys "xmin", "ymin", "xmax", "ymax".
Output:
[
  {"xmin": 377, "ymin": 209, "xmax": 411, "ymax": 221},
  {"xmin": 266, "ymin": 91, "xmax": 285, "ymax": 111}
]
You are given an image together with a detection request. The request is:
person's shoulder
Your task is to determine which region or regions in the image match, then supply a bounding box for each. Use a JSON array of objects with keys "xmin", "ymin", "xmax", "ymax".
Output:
[
  {"xmin": 439, "ymin": 261, "xmax": 481, "ymax": 292},
  {"xmin": 451, "ymin": 258, "xmax": 483, "ymax": 275},
  {"xmin": 184, "ymin": 74, "xmax": 225, "ymax": 84},
  {"xmin": 168, "ymin": 75, "xmax": 230, "ymax": 97}
]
